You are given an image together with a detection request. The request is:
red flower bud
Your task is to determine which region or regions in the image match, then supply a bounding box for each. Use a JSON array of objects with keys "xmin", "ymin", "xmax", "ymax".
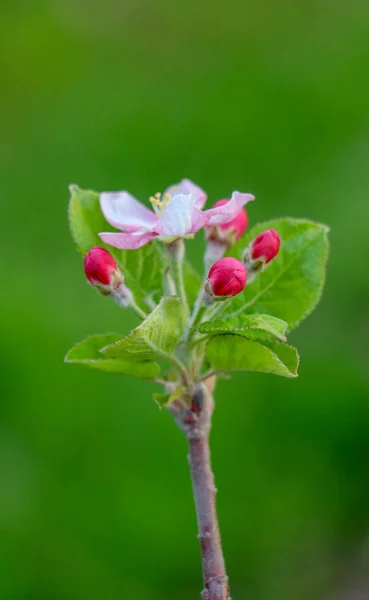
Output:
[
  {"xmin": 207, "ymin": 257, "xmax": 247, "ymax": 298},
  {"xmin": 84, "ymin": 246, "xmax": 119, "ymax": 286},
  {"xmin": 205, "ymin": 200, "xmax": 248, "ymax": 245},
  {"xmin": 251, "ymin": 229, "xmax": 280, "ymax": 264}
]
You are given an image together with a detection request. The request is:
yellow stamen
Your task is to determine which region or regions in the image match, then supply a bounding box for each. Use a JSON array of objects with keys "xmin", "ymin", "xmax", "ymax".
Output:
[{"xmin": 149, "ymin": 190, "xmax": 171, "ymax": 214}]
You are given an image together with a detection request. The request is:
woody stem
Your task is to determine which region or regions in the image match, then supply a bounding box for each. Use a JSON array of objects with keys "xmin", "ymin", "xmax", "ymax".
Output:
[{"xmin": 171, "ymin": 384, "xmax": 230, "ymax": 600}]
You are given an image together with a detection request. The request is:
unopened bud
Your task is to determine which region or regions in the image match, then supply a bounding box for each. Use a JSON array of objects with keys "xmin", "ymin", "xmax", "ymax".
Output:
[
  {"xmin": 251, "ymin": 229, "xmax": 280, "ymax": 263},
  {"xmin": 84, "ymin": 246, "xmax": 119, "ymax": 287},
  {"xmin": 84, "ymin": 246, "xmax": 132, "ymax": 306},
  {"xmin": 242, "ymin": 229, "xmax": 281, "ymax": 281},
  {"xmin": 205, "ymin": 257, "xmax": 247, "ymax": 301}
]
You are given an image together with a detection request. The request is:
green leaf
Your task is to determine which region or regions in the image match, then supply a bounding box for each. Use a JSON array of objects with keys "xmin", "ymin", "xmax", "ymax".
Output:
[
  {"xmin": 183, "ymin": 260, "xmax": 202, "ymax": 308},
  {"xmin": 152, "ymin": 385, "xmax": 186, "ymax": 408},
  {"xmin": 68, "ymin": 185, "xmax": 164, "ymax": 308},
  {"xmin": 68, "ymin": 185, "xmax": 117, "ymax": 257},
  {"xmin": 226, "ymin": 218, "xmax": 329, "ymax": 330},
  {"xmin": 193, "ymin": 314, "xmax": 288, "ymax": 342},
  {"xmin": 120, "ymin": 239, "xmax": 166, "ymax": 307},
  {"xmin": 102, "ymin": 297, "xmax": 189, "ymax": 362},
  {"xmin": 262, "ymin": 340, "xmax": 300, "ymax": 375},
  {"xmin": 206, "ymin": 334, "xmax": 299, "ymax": 378},
  {"xmin": 65, "ymin": 333, "xmax": 160, "ymax": 379}
]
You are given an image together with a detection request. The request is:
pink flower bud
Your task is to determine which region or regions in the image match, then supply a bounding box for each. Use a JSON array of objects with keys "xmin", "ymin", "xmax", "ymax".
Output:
[
  {"xmin": 206, "ymin": 199, "xmax": 248, "ymax": 245},
  {"xmin": 84, "ymin": 247, "xmax": 132, "ymax": 306},
  {"xmin": 207, "ymin": 257, "xmax": 247, "ymax": 298},
  {"xmin": 251, "ymin": 229, "xmax": 280, "ymax": 264},
  {"xmin": 84, "ymin": 246, "xmax": 119, "ymax": 286}
]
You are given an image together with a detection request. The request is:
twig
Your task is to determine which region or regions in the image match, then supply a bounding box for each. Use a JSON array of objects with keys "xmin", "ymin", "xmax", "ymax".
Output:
[{"xmin": 172, "ymin": 384, "xmax": 230, "ymax": 600}]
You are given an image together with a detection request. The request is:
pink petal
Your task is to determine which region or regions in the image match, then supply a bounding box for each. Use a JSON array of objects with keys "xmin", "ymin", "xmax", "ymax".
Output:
[
  {"xmin": 204, "ymin": 191, "xmax": 255, "ymax": 226},
  {"xmin": 190, "ymin": 207, "xmax": 211, "ymax": 233},
  {"xmin": 99, "ymin": 231, "xmax": 157, "ymax": 249},
  {"xmin": 155, "ymin": 193, "xmax": 196, "ymax": 237},
  {"xmin": 164, "ymin": 179, "xmax": 207, "ymax": 209},
  {"xmin": 100, "ymin": 192, "xmax": 158, "ymax": 232}
]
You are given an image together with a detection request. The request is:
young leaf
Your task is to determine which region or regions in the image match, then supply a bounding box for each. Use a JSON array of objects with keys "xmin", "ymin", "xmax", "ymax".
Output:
[
  {"xmin": 226, "ymin": 218, "xmax": 329, "ymax": 330},
  {"xmin": 68, "ymin": 185, "xmax": 163, "ymax": 307},
  {"xmin": 65, "ymin": 333, "xmax": 160, "ymax": 379},
  {"xmin": 102, "ymin": 297, "xmax": 189, "ymax": 362},
  {"xmin": 193, "ymin": 314, "xmax": 288, "ymax": 342},
  {"xmin": 206, "ymin": 334, "xmax": 299, "ymax": 378},
  {"xmin": 152, "ymin": 392, "xmax": 171, "ymax": 407},
  {"xmin": 69, "ymin": 185, "xmax": 118, "ymax": 257},
  {"xmin": 153, "ymin": 385, "xmax": 186, "ymax": 408},
  {"xmin": 261, "ymin": 340, "xmax": 300, "ymax": 375}
]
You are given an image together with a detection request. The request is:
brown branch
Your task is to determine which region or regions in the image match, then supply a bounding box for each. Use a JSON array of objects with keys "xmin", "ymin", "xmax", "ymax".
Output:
[{"xmin": 172, "ymin": 383, "xmax": 230, "ymax": 600}]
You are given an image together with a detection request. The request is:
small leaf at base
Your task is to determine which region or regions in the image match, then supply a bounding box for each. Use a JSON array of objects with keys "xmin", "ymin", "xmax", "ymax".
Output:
[
  {"xmin": 65, "ymin": 333, "xmax": 160, "ymax": 379},
  {"xmin": 153, "ymin": 385, "xmax": 186, "ymax": 408}
]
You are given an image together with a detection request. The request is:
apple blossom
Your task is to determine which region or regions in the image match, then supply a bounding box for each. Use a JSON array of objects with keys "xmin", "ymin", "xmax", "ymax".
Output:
[{"xmin": 98, "ymin": 179, "xmax": 254, "ymax": 250}]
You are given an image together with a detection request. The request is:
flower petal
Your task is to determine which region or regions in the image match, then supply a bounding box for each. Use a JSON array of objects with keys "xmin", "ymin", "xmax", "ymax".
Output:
[
  {"xmin": 100, "ymin": 192, "xmax": 158, "ymax": 232},
  {"xmin": 190, "ymin": 207, "xmax": 211, "ymax": 233},
  {"xmin": 164, "ymin": 179, "xmax": 207, "ymax": 209},
  {"xmin": 99, "ymin": 231, "xmax": 157, "ymax": 249},
  {"xmin": 204, "ymin": 191, "xmax": 255, "ymax": 226},
  {"xmin": 155, "ymin": 193, "xmax": 196, "ymax": 237}
]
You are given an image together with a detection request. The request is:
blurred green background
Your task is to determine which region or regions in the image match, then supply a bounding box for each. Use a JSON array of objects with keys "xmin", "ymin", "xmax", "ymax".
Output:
[{"xmin": 1, "ymin": 1, "xmax": 369, "ymax": 599}]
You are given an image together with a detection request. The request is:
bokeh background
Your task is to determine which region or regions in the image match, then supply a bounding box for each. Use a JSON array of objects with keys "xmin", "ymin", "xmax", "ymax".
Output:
[{"xmin": 1, "ymin": 1, "xmax": 369, "ymax": 599}]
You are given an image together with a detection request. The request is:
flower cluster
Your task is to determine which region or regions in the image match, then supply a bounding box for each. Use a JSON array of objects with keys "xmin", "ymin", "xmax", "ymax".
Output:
[
  {"xmin": 84, "ymin": 178, "xmax": 280, "ymax": 305},
  {"xmin": 68, "ymin": 174, "xmax": 330, "ymax": 600}
]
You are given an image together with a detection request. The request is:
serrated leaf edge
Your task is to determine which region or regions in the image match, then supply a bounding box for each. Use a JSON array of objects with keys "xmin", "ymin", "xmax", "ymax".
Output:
[
  {"xmin": 64, "ymin": 332, "xmax": 121, "ymax": 363},
  {"xmin": 101, "ymin": 296, "xmax": 186, "ymax": 360},
  {"xmin": 64, "ymin": 333, "xmax": 160, "ymax": 378},
  {"xmin": 193, "ymin": 318, "xmax": 288, "ymax": 342},
  {"xmin": 206, "ymin": 333, "xmax": 299, "ymax": 378}
]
